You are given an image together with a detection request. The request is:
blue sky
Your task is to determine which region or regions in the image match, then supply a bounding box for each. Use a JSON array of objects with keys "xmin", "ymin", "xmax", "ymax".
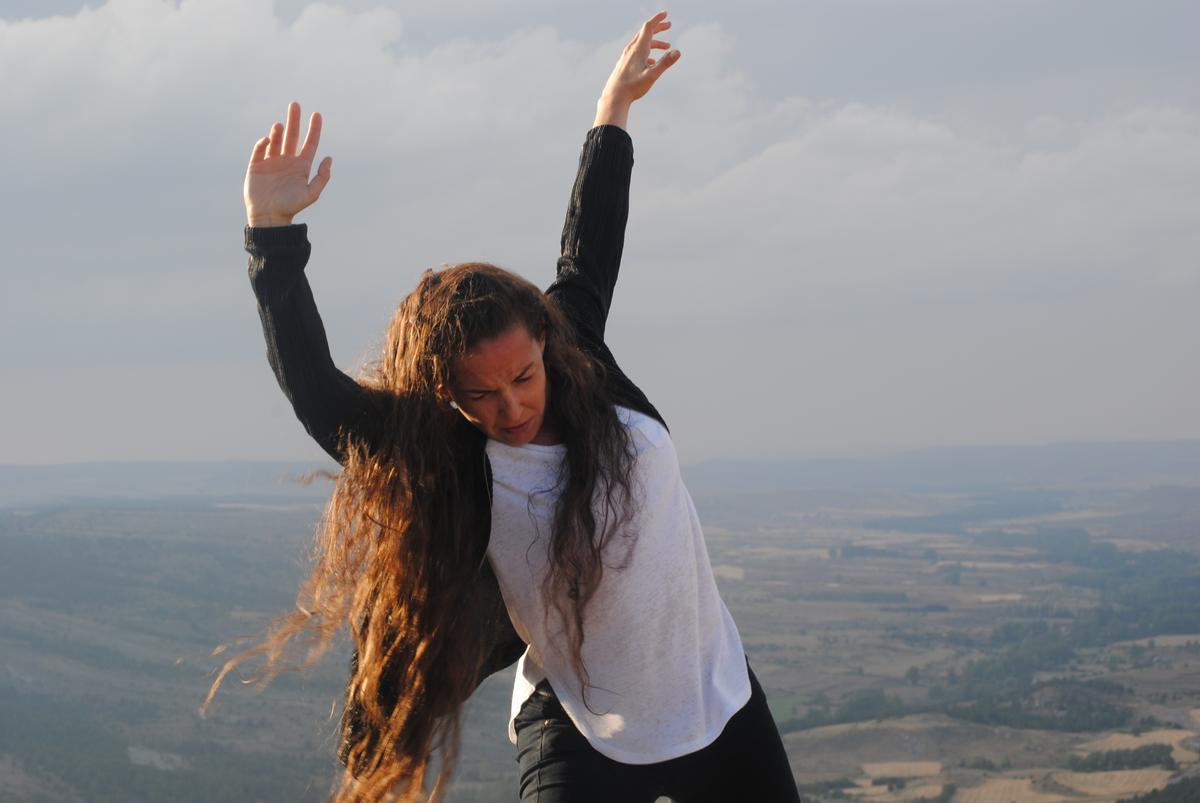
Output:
[{"xmin": 2, "ymin": 0, "xmax": 1198, "ymax": 463}]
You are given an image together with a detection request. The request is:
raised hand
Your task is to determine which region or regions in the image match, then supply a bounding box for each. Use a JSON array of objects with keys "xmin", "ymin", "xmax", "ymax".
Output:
[
  {"xmin": 244, "ymin": 101, "xmax": 332, "ymax": 227},
  {"xmin": 595, "ymin": 11, "xmax": 681, "ymax": 129}
]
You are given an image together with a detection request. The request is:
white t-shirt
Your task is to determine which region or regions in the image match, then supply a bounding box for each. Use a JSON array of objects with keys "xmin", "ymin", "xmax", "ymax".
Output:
[{"xmin": 484, "ymin": 407, "xmax": 751, "ymax": 764}]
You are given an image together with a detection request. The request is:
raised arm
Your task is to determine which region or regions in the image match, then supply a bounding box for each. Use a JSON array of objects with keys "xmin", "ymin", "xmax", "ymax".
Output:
[
  {"xmin": 546, "ymin": 11, "xmax": 681, "ymax": 349},
  {"xmin": 247, "ymin": 226, "xmax": 383, "ymax": 462},
  {"xmin": 244, "ymin": 103, "xmax": 382, "ymax": 463},
  {"xmin": 547, "ymin": 125, "xmax": 634, "ymax": 349}
]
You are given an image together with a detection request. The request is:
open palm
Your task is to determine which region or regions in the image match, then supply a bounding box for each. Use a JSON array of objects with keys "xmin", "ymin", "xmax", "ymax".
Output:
[{"xmin": 244, "ymin": 101, "xmax": 332, "ymax": 227}]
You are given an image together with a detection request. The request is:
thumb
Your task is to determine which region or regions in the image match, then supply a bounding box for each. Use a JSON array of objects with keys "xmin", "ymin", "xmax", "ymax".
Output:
[{"xmin": 308, "ymin": 156, "xmax": 332, "ymax": 200}]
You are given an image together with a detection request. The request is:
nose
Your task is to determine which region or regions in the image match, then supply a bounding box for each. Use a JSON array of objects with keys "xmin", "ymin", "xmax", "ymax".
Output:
[{"xmin": 497, "ymin": 387, "xmax": 520, "ymax": 422}]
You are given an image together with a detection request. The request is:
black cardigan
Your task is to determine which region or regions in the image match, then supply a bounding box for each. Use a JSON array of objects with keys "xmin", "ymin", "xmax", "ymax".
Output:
[{"xmin": 244, "ymin": 124, "xmax": 665, "ymax": 759}]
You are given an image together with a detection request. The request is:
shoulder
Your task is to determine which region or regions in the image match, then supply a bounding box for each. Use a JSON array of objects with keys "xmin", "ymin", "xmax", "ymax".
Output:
[
  {"xmin": 615, "ymin": 407, "xmax": 686, "ymax": 508},
  {"xmin": 616, "ymin": 406, "xmax": 672, "ymax": 453}
]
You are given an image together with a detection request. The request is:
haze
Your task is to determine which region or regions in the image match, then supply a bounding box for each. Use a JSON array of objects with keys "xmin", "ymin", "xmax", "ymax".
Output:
[{"xmin": 2, "ymin": 0, "xmax": 1197, "ymax": 465}]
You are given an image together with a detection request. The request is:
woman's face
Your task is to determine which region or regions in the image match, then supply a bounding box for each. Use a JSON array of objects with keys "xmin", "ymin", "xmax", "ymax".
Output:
[{"xmin": 449, "ymin": 323, "xmax": 556, "ymax": 446}]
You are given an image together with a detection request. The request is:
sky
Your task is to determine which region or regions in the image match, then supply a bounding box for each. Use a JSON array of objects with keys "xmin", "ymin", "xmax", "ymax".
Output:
[{"xmin": 2, "ymin": 0, "xmax": 1198, "ymax": 465}]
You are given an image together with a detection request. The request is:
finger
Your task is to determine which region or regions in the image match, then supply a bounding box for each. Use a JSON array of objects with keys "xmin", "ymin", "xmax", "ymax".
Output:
[
  {"xmin": 637, "ymin": 11, "xmax": 668, "ymax": 42},
  {"xmin": 267, "ymin": 122, "xmax": 283, "ymax": 157},
  {"xmin": 299, "ymin": 111, "xmax": 323, "ymax": 162},
  {"xmin": 307, "ymin": 155, "xmax": 332, "ymax": 200},
  {"xmin": 646, "ymin": 58, "xmax": 657, "ymax": 67},
  {"xmin": 650, "ymin": 39, "xmax": 670, "ymax": 50},
  {"xmin": 249, "ymin": 136, "xmax": 269, "ymax": 164},
  {"xmin": 283, "ymin": 101, "xmax": 301, "ymax": 156},
  {"xmin": 649, "ymin": 48, "xmax": 681, "ymax": 80},
  {"xmin": 642, "ymin": 10, "xmax": 669, "ymax": 31}
]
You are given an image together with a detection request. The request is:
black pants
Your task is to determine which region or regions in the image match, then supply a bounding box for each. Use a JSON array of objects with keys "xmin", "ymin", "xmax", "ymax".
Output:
[{"xmin": 513, "ymin": 659, "xmax": 800, "ymax": 802}]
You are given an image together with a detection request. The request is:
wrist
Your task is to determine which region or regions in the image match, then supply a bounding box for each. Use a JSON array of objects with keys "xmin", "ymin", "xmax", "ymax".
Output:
[
  {"xmin": 247, "ymin": 212, "xmax": 295, "ymax": 228},
  {"xmin": 594, "ymin": 95, "xmax": 631, "ymax": 130}
]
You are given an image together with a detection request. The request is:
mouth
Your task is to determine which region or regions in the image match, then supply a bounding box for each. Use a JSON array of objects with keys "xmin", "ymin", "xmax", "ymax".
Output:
[{"xmin": 500, "ymin": 420, "xmax": 531, "ymax": 438}]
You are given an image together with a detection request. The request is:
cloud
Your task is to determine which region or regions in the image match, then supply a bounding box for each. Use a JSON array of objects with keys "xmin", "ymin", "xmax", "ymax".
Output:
[
  {"xmin": 1, "ymin": 0, "xmax": 1197, "ymax": 462},
  {"xmin": 620, "ymin": 103, "xmax": 1200, "ymax": 326}
]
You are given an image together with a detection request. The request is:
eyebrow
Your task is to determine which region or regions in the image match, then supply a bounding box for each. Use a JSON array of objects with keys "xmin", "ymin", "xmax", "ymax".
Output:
[{"xmin": 458, "ymin": 361, "xmax": 535, "ymax": 394}]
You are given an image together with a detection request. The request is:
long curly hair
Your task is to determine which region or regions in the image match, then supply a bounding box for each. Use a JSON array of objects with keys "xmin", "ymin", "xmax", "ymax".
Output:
[{"xmin": 204, "ymin": 262, "xmax": 635, "ymax": 802}]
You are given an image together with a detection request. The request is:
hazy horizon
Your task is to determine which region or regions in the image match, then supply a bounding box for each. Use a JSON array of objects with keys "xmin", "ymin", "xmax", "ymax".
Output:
[
  {"xmin": 3, "ymin": 0, "xmax": 1198, "ymax": 465},
  {"xmin": 3, "ymin": 433, "xmax": 1200, "ymax": 467},
  {"xmin": 4, "ymin": 438, "xmax": 1200, "ymax": 510}
]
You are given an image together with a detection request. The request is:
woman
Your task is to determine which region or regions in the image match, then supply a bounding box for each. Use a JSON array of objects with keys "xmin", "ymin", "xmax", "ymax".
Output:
[{"xmin": 218, "ymin": 11, "xmax": 799, "ymax": 803}]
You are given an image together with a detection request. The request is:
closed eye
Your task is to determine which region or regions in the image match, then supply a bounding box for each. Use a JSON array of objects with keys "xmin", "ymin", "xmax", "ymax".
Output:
[{"xmin": 458, "ymin": 362, "xmax": 535, "ymax": 399}]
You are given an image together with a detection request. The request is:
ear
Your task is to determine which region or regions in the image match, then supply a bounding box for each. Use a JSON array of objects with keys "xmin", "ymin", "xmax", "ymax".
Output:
[{"xmin": 434, "ymin": 383, "xmax": 459, "ymax": 410}]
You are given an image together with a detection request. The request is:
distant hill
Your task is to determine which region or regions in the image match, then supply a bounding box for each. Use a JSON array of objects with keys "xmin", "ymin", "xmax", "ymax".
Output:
[
  {"xmin": 0, "ymin": 461, "xmax": 335, "ymax": 507},
  {"xmin": 681, "ymin": 440, "xmax": 1200, "ymax": 494},
  {"xmin": 3, "ymin": 440, "xmax": 1199, "ymax": 507}
]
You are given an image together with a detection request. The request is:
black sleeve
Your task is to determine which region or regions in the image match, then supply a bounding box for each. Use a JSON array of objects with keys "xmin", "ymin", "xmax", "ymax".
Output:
[
  {"xmin": 545, "ymin": 124, "xmax": 634, "ymax": 351},
  {"xmin": 245, "ymin": 224, "xmax": 385, "ymax": 463},
  {"xmin": 545, "ymin": 126, "xmax": 668, "ymax": 430}
]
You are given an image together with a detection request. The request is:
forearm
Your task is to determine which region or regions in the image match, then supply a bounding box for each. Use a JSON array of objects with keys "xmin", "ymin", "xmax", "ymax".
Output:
[
  {"xmin": 561, "ymin": 125, "xmax": 634, "ymax": 271},
  {"xmin": 246, "ymin": 225, "xmax": 380, "ymax": 462},
  {"xmin": 546, "ymin": 124, "xmax": 634, "ymax": 345}
]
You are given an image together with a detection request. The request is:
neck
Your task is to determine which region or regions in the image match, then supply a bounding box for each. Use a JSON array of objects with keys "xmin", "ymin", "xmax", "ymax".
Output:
[{"xmin": 532, "ymin": 410, "xmax": 563, "ymax": 445}]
